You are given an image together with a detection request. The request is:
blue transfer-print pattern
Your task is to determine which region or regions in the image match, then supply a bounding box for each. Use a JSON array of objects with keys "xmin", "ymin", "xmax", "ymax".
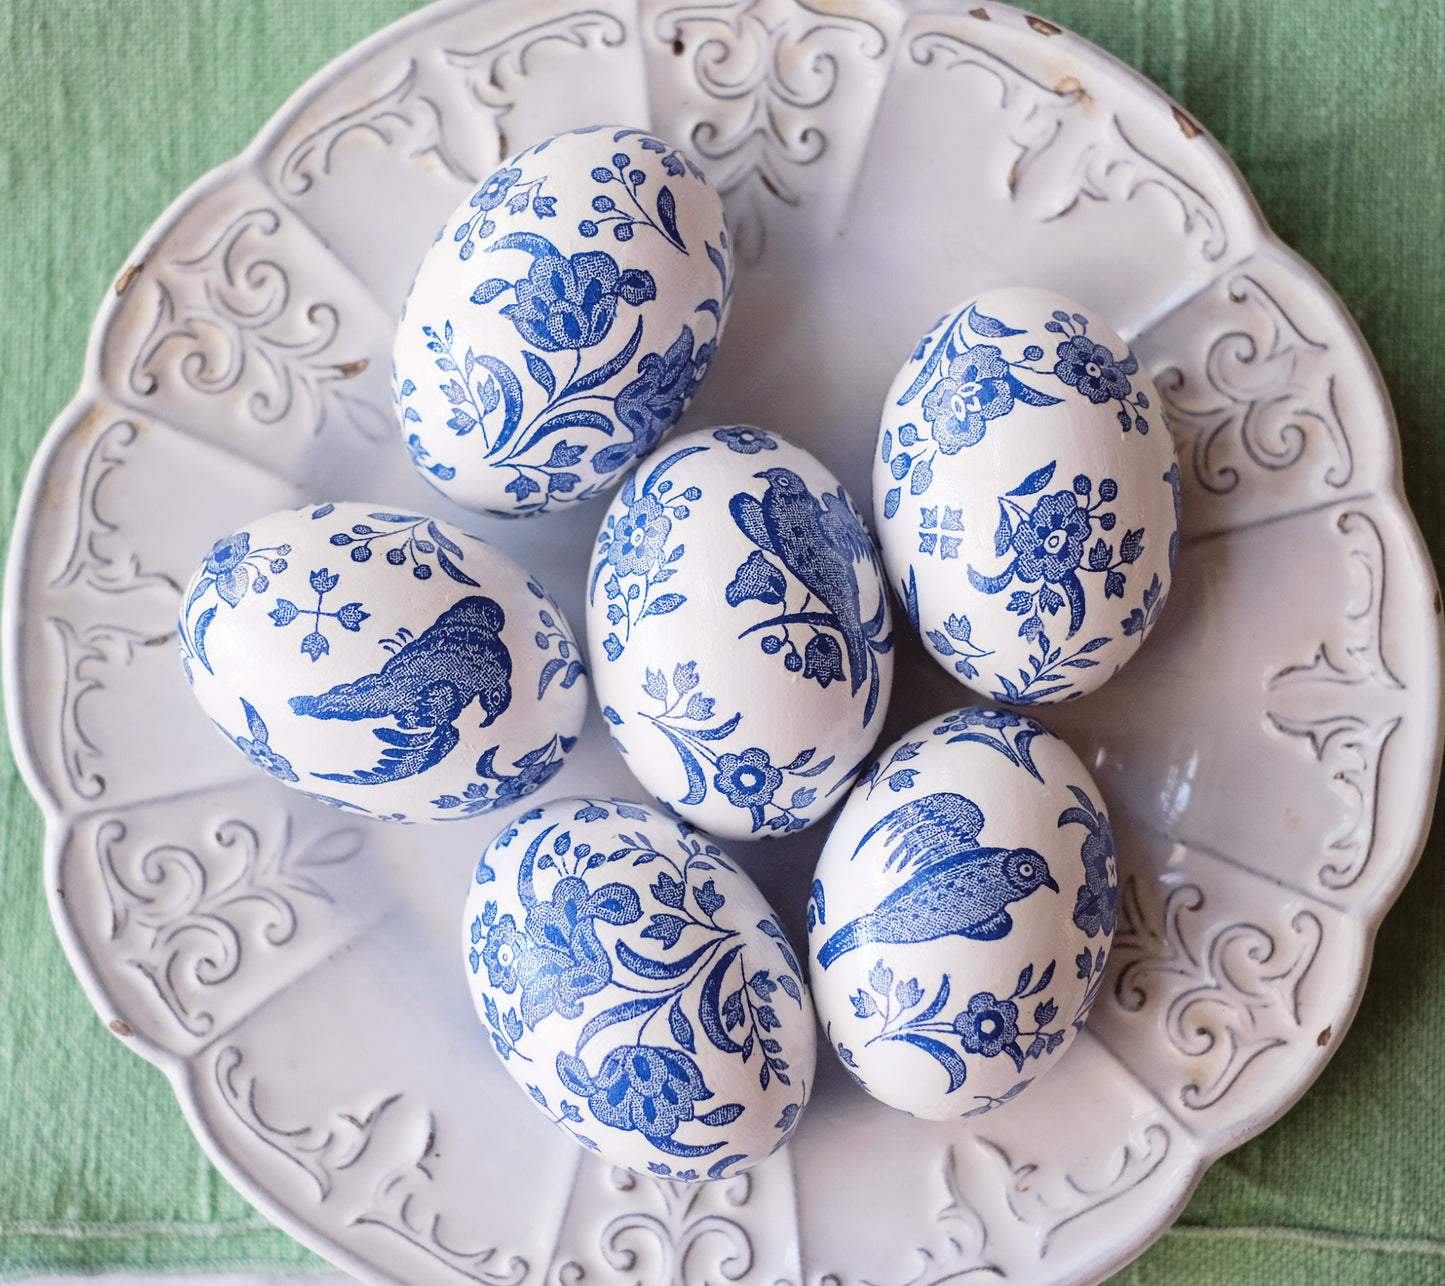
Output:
[
  {"xmin": 326, "ymin": 510, "xmax": 480, "ymax": 586},
  {"xmin": 217, "ymin": 697, "xmax": 297, "ymax": 783},
  {"xmin": 1121, "ymin": 572, "xmax": 1168, "ymax": 640},
  {"xmin": 466, "ymin": 801, "xmax": 807, "ymax": 1173},
  {"xmin": 268, "ymin": 568, "xmax": 370, "ymax": 662},
  {"xmin": 431, "ymin": 733, "xmax": 576, "ymax": 818},
  {"xmin": 396, "ymin": 379, "xmax": 457, "ymax": 486},
  {"xmin": 815, "ymin": 791, "xmax": 1059, "ymax": 969},
  {"xmin": 590, "ymin": 445, "xmax": 704, "ymax": 659},
  {"xmin": 728, "ymin": 467, "xmax": 893, "ymax": 725},
  {"xmin": 288, "ymin": 595, "xmax": 511, "ymax": 785},
  {"xmin": 713, "ymin": 426, "xmax": 777, "ymax": 455},
  {"xmin": 577, "ymin": 133, "xmax": 703, "ymax": 252},
  {"xmin": 843, "ymin": 958, "xmax": 1066, "ymax": 1107},
  {"xmin": 178, "ymin": 530, "xmax": 291, "ymax": 678},
  {"xmin": 454, "ymin": 166, "xmax": 556, "ymax": 261},
  {"xmin": 931, "ymin": 707, "xmax": 1047, "ymax": 783},
  {"xmin": 1058, "ymin": 785, "xmax": 1116, "ymax": 1030},
  {"xmin": 628, "ymin": 661, "xmax": 839, "ymax": 834}
]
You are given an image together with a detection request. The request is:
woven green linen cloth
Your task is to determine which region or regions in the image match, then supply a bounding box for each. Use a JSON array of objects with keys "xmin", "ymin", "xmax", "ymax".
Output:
[{"xmin": 0, "ymin": 0, "xmax": 1441, "ymax": 1280}]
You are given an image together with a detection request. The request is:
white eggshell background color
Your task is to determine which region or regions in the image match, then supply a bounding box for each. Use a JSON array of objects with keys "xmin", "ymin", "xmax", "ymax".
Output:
[
  {"xmin": 178, "ymin": 501, "xmax": 588, "ymax": 823},
  {"xmin": 585, "ymin": 426, "xmax": 894, "ymax": 840},
  {"xmin": 393, "ymin": 125, "xmax": 733, "ymax": 517},
  {"xmin": 461, "ymin": 796, "xmax": 816, "ymax": 1179},
  {"xmin": 876, "ymin": 286, "xmax": 1181, "ymax": 705},
  {"xmin": 807, "ymin": 708, "xmax": 1117, "ymax": 1120}
]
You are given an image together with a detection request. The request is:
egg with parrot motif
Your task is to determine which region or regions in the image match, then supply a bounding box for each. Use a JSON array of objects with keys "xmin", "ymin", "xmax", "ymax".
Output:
[
  {"xmin": 584, "ymin": 426, "xmax": 894, "ymax": 841},
  {"xmin": 176, "ymin": 501, "xmax": 587, "ymax": 822},
  {"xmin": 393, "ymin": 125, "xmax": 732, "ymax": 517},
  {"xmin": 462, "ymin": 796, "xmax": 816, "ymax": 1178},
  {"xmin": 807, "ymin": 708, "xmax": 1117, "ymax": 1119},
  {"xmin": 875, "ymin": 286, "xmax": 1180, "ymax": 705}
]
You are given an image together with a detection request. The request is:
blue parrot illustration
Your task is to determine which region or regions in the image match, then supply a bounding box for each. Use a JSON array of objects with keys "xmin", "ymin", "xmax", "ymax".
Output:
[
  {"xmin": 289, "ymin": 595, "xmax": 512, "ymax": 785},
  {"xmin": 816, "ymin": 792, "xmax": 1058, "ymax": 968},
  {"xmin": 729, "ymin": 466, "xmax": 891, "ymax": 721}
]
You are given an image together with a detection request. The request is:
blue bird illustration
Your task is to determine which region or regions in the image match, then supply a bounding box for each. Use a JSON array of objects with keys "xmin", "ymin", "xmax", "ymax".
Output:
[
  {"xmin": 816, "ymin": 792, "xmax": 1058, "ymax": 968},
  {"xmin": 289, "ymin": 595, "xmax": 512, "ymax": 785},
  {"xmin": 730, "ymin": 467, "xmax": 891, "ymax": 721}
]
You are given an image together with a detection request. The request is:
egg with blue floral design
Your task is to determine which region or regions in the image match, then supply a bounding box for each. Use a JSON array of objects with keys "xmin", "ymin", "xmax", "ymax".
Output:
[
  {"xmin": 876, "ymin": 287, "xmax": 1181, "ymax": 704},
  {"xmin": 177, "ymin": 501, "xmax": 587, "ymax": 822},
  {"xmin": 584, "ymin": 426, "xmax": 894, "ymax": 841},
  {"xmin": 462, "ymin": 796, "xmax": 816, "ymax": 1178},
  {"xmin": 393, "ymin": 125, "xmax": 732, "ymax": 517},
  {"xmin": 807, "ymin": 708, "xmax": 1117, "ymax": 1119}
]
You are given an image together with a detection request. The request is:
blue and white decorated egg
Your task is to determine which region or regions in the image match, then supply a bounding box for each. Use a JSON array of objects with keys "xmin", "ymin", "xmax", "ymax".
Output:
[
  {"xmin": 807, "ymin": 708, "xmax": 1116, "ymax": 1119},
  {"xmin": 462, "ymin": 796, "xmax": 816, "ymax": 1178},
  {"xmin": 393, "ymin": 125, "xmax": 732, "ymax": 517},
  {"xmin": 177, "ymin": 501, "xmax": 587, "ymax": 822},
  {"xmin": 876, "ymin": 287, "xmax": 1181, "ymax": 704},
  {"xmin": 584, "ymin": 426, "xmax": 894, "ymax": 841}
]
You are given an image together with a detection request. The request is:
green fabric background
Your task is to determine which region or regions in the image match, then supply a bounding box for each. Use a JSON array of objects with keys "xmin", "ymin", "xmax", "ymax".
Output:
[{"xmin": 0, "ymin": 0, "xmax": 1441, "ymax": 1280}]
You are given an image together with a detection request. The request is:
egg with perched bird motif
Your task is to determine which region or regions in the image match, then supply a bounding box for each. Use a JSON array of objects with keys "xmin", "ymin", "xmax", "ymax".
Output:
[
  {"xmin": 584, "ymin": 426, "xmax": 894, "ymax": 841},
  {"xmin": 176, "ymin": 501, "xmax": 587, "ymax": 822},
  {"xmin": 807, "ymin": 708, "xmax": 1117, "ymax": 1119}
]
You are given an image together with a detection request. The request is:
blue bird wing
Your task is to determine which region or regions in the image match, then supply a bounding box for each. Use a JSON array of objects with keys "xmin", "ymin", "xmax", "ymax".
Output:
[
  {"xmin": 729, "ymin": 491, "xmax": 775, "ymax": 553},
  {"xmin": 964, "ymin": 907, "xmax": 1014, "ymax": 941},
  {"xmin": 854, "ymin": 792, "xmax": 985, "ymax": 875},
  {"xmin": 311, "ymin": 720, "xmax": 460, "ymax": 785},
  {"xmin": 818, "ymin": 488, "xmax": 878, "ymax": 566},
  {"xmin": 290, "ymin": 671, "xmax": 395, "ymax": 722}
]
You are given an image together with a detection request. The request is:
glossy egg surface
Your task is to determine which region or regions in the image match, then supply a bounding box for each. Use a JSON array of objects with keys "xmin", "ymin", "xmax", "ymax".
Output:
[
  {"xmin": 807, "ymin": 708, "xmax": 1117, "ymax": 1119},
  {"xmin": 393, "ymin": 125, "xmax": 732, "ymax": 517},
  {"xmin": 177, "ymin": 501, "xmax": 587, "ymax": 822},
  {"xmin": 585, "ymin": 426, "xmax": 894, "ymax": 840},
  {"xmin": 462, "ymin": 796, "xmax": 816, "ymax": 1179},
  {"xmin": 876, "ymin": 286, "xmax": 1181, "ymax": 704}
]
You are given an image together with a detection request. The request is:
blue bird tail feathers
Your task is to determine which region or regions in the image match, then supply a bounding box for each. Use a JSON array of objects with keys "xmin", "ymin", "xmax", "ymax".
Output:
[
  {"xmin": 289, "ymin": 671, "xmax": 390, "ymax": 721},
  {"xmin": 815, "ymin": 916, "xmax": 867, "ymax": 969}
]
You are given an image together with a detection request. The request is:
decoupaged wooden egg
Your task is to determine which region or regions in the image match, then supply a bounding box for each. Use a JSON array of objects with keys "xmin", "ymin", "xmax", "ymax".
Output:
[
  {"xmin": 807, "ymin": 708, "xmax": 1117, "ymax": 1119},
  {"xmin": 462, "ymin": 796, "xmax": 816, "ymax": 1178},
  {"xmin": 585, "ymin": 426, "xmax": 894, "ymax": 840},
  {"xmin": 393, "ymin": 125, "xmax": 733, "ymax": 517},
  {"xmin": 177, "ymin": 501, "xmax": 587, "ymax": 822},
  {"xmin": 875, "ymin": 286, "xmax": 1181, "ymax": 704}
]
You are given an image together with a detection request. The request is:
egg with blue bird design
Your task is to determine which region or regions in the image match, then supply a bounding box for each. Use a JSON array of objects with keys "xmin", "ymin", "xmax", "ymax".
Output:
[
  {"xmin": 393, "ymin": 125, "xmax": 732, "ymax": 518},
  {"xmin": 177, "ymin": 501, "xmax": 587, "ymax": 822},
  {"xmin": 585, "ymin": 426, "xmax": 895, "ymax": 840},
  {"xmin": 876, "ymin": 286, "xmax": 1181, "ymax": 705},
  {"xmin": 807, "ymin": 708, "xmax": 1117, "ymax": 1119},
  {"xmin": 461, "ymin": 796, "xmax": 817, "ymax": 1178}
]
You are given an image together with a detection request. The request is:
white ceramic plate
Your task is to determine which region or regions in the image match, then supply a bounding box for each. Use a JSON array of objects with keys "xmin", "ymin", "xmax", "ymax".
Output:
[{"xmin": 6, "ymin": 1, "xmax": 1442, "ymax": 1283}]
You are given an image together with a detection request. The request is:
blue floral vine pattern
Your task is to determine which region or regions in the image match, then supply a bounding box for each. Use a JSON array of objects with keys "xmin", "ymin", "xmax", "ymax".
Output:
[
  {"xmin": 931, "ymin": 707, "xmax": 1046, "ymax": 783},
  {"xmin": 578, "ymin": 132, "xmax": 702, "ymax": 251},
  {"xmin": 179, "ymin": 529, "xmax": 292, "ymax": 678},
  {"xmin": 1059, "ymin": 784, "xmax": 1117, "ymax": 1029},
  {"xmin": 453, "ymin": 166, "xmax": 556, "ymax": 260},
  {"xmin": 430, "ymin": 733, "xmax": 577, "ymax": 818},
  {"xmin": 465, "ymin": 800, "xmax": 807, "ymax": 1172},
  {"xmin": 883, "ymin": 302, "xmax": 1154, "ymax": 561},
  {"xmin": 396, "ymin": 380, "xmax": 457, "ymax": 485},
  {"xmin": 727, "ymin": 467, "xmax": 893, "ymax": 725},
  {"xmin": 590, "ymin": 445, "xmax": 705, "ymax": 659},
  {"xmin": 325, "ymin": 510, "xmax": 480, "ymax": 585},
  {"xmin": 844, "ymin": 958, "xmax": 1066, "ymax": 1109},
  {"xmin": 631, "ymin": 661, "xmax": 837, "ymax": 834},
  {"xmin": 215, "ymin": 697, "xmax": 297, "ymax": 783}
]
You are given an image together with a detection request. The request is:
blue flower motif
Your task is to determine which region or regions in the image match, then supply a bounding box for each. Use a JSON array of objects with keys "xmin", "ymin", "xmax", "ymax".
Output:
[
  {"xmin": 597, "ymin": 325, "xmax": 713, "ymax": 475},
  {"xmin": 922, "ymin": 345, "xmax": 1016, "ymax": 453},
  {"xmin": 608, "ymin": 493, "xmax": 672, "ymax": 577},
  {"xmin": 953, "ymin": 991, "xmax": 1020, "ymax": 1058},
  {"xmin": 563, "ymin": 1044, "xmax": 718, "ymax": 1147},
  {"xmin": 474, "ymin": 166, "xmax": 522, "ymax": 214},
  {"xmin": 712, "ymin": 426, "xmax": 777, "ymax": 454},
  {"xmin": 501, "ymin": 247, "xmax": 655, "ymax": 352},
  {"xmin": 223, "ymin": 697, "xmax": 297, "ymax": 783},
  {"xmin": 712, "ymin": 748, "xmax": 782, "ymax": 811},
  {"xmin": 1011, "ymin": 491, "xmax": 1092, "ymax": 585},
  {"xmin": 802, "ymin": 634, "xmax": 844, "ymax": 687},
  {"xmin": 518, "ymin": 875, "xmax": 641, "ymax": 1029},
  {"xmin": 480, "ymin": 913, "xmax": 527, "ymax": 992},
  {"xmin": 205, "ymin": 532, "xmax": 253, "ymax": 607},
  {"xmin": 1053, "ymin": 334, "xmax": 1135, "ymax": 405}
]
